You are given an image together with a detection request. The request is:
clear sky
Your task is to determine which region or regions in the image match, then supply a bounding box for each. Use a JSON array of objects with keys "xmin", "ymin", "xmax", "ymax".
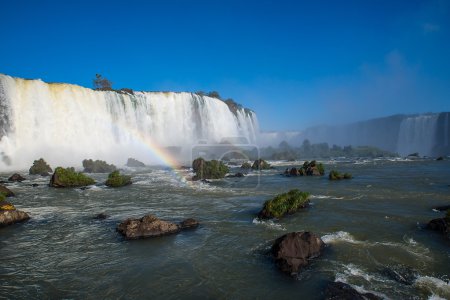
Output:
[{"xmin": 1, "ymin": 0, "xmax": 449, "ymax": 131}]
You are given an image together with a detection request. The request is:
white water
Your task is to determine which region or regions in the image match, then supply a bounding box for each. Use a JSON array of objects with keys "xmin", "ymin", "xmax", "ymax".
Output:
[
  {"xmin": 397, "ymin": 115, "xmax": 439, "ymax": 156},
  {"xmin": 0, "ymin": 74, "xmax": 259, "ymax": 169}
]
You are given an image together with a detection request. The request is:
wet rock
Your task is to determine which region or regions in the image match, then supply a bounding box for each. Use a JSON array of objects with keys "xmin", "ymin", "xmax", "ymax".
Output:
[
  {"xmin": 289, "ymin": 167, "xmax": 299, "ymax": 176},
  {"xmin": 433, "ymin": 205, "xmax": 450, "ymax": 212},
  {"xmin": 436, "ymin": 156, "xmax": 444, "ymax": 161},
  {"xmin": 0, "ymin": 184, "xmax": 15, "ymax": 197},
  {"xmin": 427, "ymin": 218, "xmax": 449, "ymax": 235},
  {"xmin": 271, "ymin": 231, "xmax": 324, "ymax": 276},
  {"xmin": 8, "ymin": 173, "xmax": 26, "ymax": 182},
  {"xmin": 226, "ymin": 172, "xmax": 245, "ymax": 178},
  {"xmin": 0, "ymin": 200, "xmax": 30, "ymax": 226},
  {"xmin": 180, "ymin": 218, "xmax": 199, "ymax": 229},
  {"xmin": 381, "ymin": 265, "xmax": 417, "ymax": 285},
  {"xmin": 29, "ymin": 158, "xmax": 52, "ymax": 176},
  {"xmin": 31, "ymin": 184, "xmax": 39, "ymax": 187},
  {"xmin": 126, "ymin": 158, "xmax": 145, "ymax": 167},
  {"xmin": 324, "ymin": 281, "xmax": 382, "ymax": 300},
  {"xmin": 94, "ymin": 213, "xmax": 109, "ymax": 220}
]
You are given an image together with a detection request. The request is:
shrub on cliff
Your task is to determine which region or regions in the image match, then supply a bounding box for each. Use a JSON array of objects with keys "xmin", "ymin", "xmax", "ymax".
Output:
[
  {"xmin": 29, "ymin": 158, "xmax": 52, "ymax": 176},
  {"xmin": 50, "ymin": 167, "xmax": 95, "ymax": 188},
  {"xmin": 105, "ymin": 171, "xmax": 132, "ymax": 187},
  {"xmin": 82, "ymin": 159, "xmax": 116, "ymax": 173},
  {"xmin": 258, "ymin": 189, "xmax": 310, "ymax": 219},
  {"xmin": 192, "ymin": 158, "xmax": 229, "ymax": 180}
]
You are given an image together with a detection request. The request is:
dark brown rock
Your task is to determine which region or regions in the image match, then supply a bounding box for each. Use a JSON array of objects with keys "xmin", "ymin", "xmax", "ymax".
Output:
[
  {"xmin": 271, "ymin": 231, "xmax": 325, "ymax": 276},
  {"xmin": 180, "ymin": 218, "xmax": 199, "ymax": 229},
  {"xmin": 0, "ymin": 201, "xmax": 30, "ymax": 226},
  {"xmin": 427, "ymin": 218, "xmax": 449, "ymax": 234},
  {"xmin": 8, "ymin": 173, "xmax": 26, "ymax": 182},
  {"xmin": 0, "ymin": 184, "xmax": 15, "ymax": 197},
  {"xmin": 324, "ymin": 281, "xmax": 382, "ymax": 300},
  {"xmin": 289, "ymin": 167, "xmax": 299, "ymax": 176},
  {"xmin": 117, "ymin": 214, "xmax": 181, "ymax": 239},
  {"xmin": 94, "ymin": 213, "xmax": 109, "ymax": 220}
]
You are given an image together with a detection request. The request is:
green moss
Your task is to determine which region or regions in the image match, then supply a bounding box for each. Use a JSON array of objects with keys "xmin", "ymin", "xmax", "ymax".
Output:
[
  {"xmin": 192, "ymin": 158, "xmax": 229, "ymax": 180},
  {"xmin": 251, "ymin": 159, "xmax": 271, "ymax": 170},
  {"xmin": 241, "ymin": 162, "xmax": 252, "ymax": 169},
  {"xmin": 317, "ymin": 163, "xmax": 325, "ymax": 175},
  {"xmin": 51, "ymin": 167, "xmax": 95, "ymax": 187},
  {"xmin": 105, "ymin": 171, "xmax": 132, "ymax": 187},
  {"xmin": 29, "ymin": 158, "xmax": 52, "ymax": 175},
  {"xmin": 329, "ymin": 170, "xmax": 352, "ymax": 180},
  {"xmin": 82, "ymin": 159, "xmax": 116, "ymax": 173},
  {"xmin": 0, "ymin": 193, "xmax": 5, "ymax": 202},
  {"xmin": 259, "ymin": 189, "xmax": 310, "ymax": 219}
]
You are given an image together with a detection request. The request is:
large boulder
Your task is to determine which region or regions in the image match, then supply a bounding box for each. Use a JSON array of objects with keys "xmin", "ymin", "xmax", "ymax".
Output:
[
  {"xmin": 271, "ymin": 231, "xmax": 325, "ymax": 276},
  {"xmin": 251, "ymin": 159, "xmax": 271, "ymax": 170},
  {"xmin": 126, "ymin": 158, "xmax": 145, "ymax": 167},
  {"xmin": 8, "ymin": 173, "xmax": 26, "ymax": 182},
  {"xmin": 0, "ymin": 200, "xmax": 30, "ymax": 226},
  {"xmin": 49, "ymin": 167, "xmax": 95, "ymax": 188},
  {"xmin": 324, "ymin": 281, "xmax": 382, "ymax": 300},
  {"xmin": 105, "ymin": 171, "xmax": 132, "ymax": 187},
  {"xmin": 192, "ymin": 158, "xmax": 229, "ymax": 180},
  {"xmin": 258, "ymin": 189, "xmax": 310, "ymax": 219},
  {"xmin": 117, "ymin": 214, "xmax": 199, "ymax": 239},
  {"xmin": 0, "ymin": 184, "xmax": 15, "ymax": 197},
  {"xmin": 29, "ymin": 158, "xmax": 52, "ymax": 176},
  {"xmin": 82, "ymin": 159, "xmax": 116, "ymax": 173}
]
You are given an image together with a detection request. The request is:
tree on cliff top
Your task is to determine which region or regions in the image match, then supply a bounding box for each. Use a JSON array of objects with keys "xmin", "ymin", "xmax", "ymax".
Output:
[{"xmin": 93, "ymin": 74, "xmax": 113, "ymax": 90}]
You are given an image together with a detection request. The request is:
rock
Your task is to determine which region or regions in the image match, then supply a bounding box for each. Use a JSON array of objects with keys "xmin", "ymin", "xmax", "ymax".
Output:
[
  {"xmin": 289, "ymin": 167, "xmax": 299, "ymax": 176},
  {"xmin": 380, "ymin": 265, "xmax": 417, "ymax": 285},
  {"xmin": 94, "ymin": 213, "xmax": 109, "ymax": 220},
  {"xmin": 271, "ymin": 231, "xmax": 324, "ymax": 276},
  {"xmin": 49, "ymin": 167, "xmax": 95, "ymax": 188},
  {"xmin": 82, "ymin": 159, "xmax": 116, "ymax": 173},
  {"xmin": 0, "ymin": 184, "xmax": 15, "ymax": 197},
  {"xmin": 433, "ymin": 205, "xmax": 450, "ymax": 211},
  {"xmin": 117, "ymin": 214, "xmax": 181, "ymax": 239},
  {"xmin": 29, "ymin": 158, "xmax": 52, "ymax": 175},
  {"xmin": 241, "ymin": 162, "xmax": 252, "ymax": 169},
  {"xmin": 200, "ymin": 179, "xmax": 211, "ymax": 184},
  {"xmin": 126, "ymin": 158, "xmax": 145, "ymax": 167},
  {"xmin": 324, "ymin": 281, "xmax": 382, "ymax": 300},
  {"xmin": 31, "ymin": 184, "xmax": 39, "ymax": 187},
  {"xmin": 8, "ymin": 173, "xmax": 26, "ymax": 182},
  {"xmin": 0, "ymin": 200, "xmax": 30, "ymax": 226},
  {"xmin": 258, "ymin": 189, "xmax": 310, "ymax": 219},
  {"xmin": 192, "ymin": 158, "xmax": 229, "ymax": 180},
  {"xmin": 427, "ymin": 218, "xmax": 449, "ymax": 235},
  {"xmin": 436, "ymin": 156, "xmax": 444, "ymax": 161},
  {"xmin": 329, "ymin": 170, "xmax": 352, "ymax": 180},
  {"xmin": 251, "ymin": 159, "xmax": 271, "ymax": 170},
  {"xmin": 226, "ymin": 172, "xmax": 245, "ymax": 178},
  {"xmin": 105, "ymin": 171, "xmax": 132, "ymax": 187},
  {"xmin": 180, "ymin": 218, "xmax": 199, "ymax": 229}
]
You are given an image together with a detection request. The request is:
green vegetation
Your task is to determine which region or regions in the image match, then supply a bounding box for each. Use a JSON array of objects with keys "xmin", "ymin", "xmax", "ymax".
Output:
[
  {"xmin": 252, "ymin": 159, "xmax": 271, "ymax": 170},
  {"xmin": 82, "ymin": 159, "xmax": 116, "ymax": 173},
  {"xmin": 0, "ymin": 193, "xmax": 5, "ymax": 202},
  {"xmin": 93, "ymin": 74, "xmax": 113, "ymax": 90},
  {"xmin": 258, "ymin": 189, "xmax": 310, "ymax": 219},
  {"xmin": 192, "ymin": 157, "xmax": 229, "ymax": 180},
  {"xmin": 329, "ymin": 170, "xmax": 352, "ymax": 180},
  {"xmin": 29, "ymin": 158, "xmax": 52, "ymax": 175},
  {"xmin": 105, "ymin": 171, "xmax": 132, "ymax": 187},
  {"xmin": 241, "ymin": 162, "xmax": 252, "ymax": 169},
  {"xmin": 50, "ymin": 167, "xmax": 95, "ymax": 188},
  {"xmin": 194, "ymin": 91, "xmax": 253, "ymax": 116}
]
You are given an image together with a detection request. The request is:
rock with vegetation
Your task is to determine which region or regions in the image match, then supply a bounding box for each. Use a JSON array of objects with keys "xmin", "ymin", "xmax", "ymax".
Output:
[
  {"xmin": 436, "ymin": 156, "xmax": 444, "ymax": 161},
  {"xmin": 324, "ymin": 281, "xmax": 382, "ymax": 300},
  {"xmin": 284, "ymin": 161, "xmax": 324, "ymax": 177},
  {"xmin": 258, "ymin": 189, "xmax": 310, "ymax": 219},
  {"xmin": 427, "ymin": 210, "xmax": 449, "ymax": 238},
  {"xmin": 82, "ymin": 159, "xmax": 116, "ymax": 173},
  {"xmin": 192, "ymin": 158, "xmax": 229, "ymax": 180},
  {"xmin": 329, "ymin": 170, "xmax": 352, "ymax": 180},
  {"xmin": 126, "ymin": 158, "xmax": 145, "ymax": 167},
  {"xmin": 271, "ymin": 231, "xmax": 325, "ymax": 276},
  {"xmin": 0, "ymin": 199, "xmax": 30, "ymax": 226},
  {"xmin": 8, "ymin": 173, "xmax": 26, "ymax": 182},
  {"xmin": 49, "ymin": 167, "xmax": 95, "ymax": 188},
  {"xmin": 117, "ymin": 214, "xmax": 199, "ymax": 239},
  {"xmin": 240, "ymin": 162, "xmax": 252, "ymax": 169},
  {"xmin": 0, "ymin": 184, "xmax": 15, "ymax": 197},
  {"xmin": 29, "ymin": 158, "xmax": 52, "ymax": 176},
  {"xmin": 251, "ymin": 159, "xmax": 271, "ymax": 170},
  {"xmin": 105, "ymin": 171, "xmax": 132, "ymax": 187}
]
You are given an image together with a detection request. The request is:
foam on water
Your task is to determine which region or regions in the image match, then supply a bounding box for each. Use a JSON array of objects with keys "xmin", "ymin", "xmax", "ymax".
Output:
[
  {"xmin": 252, "ymin": 218, "xmax": 286, "ymax": 231},
  {"xmin": 321, "ymin": 231, "xmax": 362, "ymax": 244},
  {"xmin": 415, "ymin": 276, "xmax": 450, "ymax": 299}
]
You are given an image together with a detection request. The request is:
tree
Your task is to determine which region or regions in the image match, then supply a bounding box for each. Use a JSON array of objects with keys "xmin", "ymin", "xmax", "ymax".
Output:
[
  {"xmin": 93, "ymin": 74, "xmax": 113, "ymax": 90},
  {"xmin": 207, "ymin": 91, "xmax": 221, "ymax": 99}
]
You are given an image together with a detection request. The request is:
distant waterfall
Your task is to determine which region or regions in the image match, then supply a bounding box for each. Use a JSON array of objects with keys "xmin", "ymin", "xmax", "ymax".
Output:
[
  {"xmin": 0, "ymin": 74, "xmax": 259, "ymax": 169},
  {"xmin": 397, "ymin": 115, "xmax": 439, "ymax": 156}
]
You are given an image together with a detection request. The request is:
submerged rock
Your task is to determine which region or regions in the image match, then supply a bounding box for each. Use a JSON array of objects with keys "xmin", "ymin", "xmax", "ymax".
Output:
[
  {"xmin": 380, "ymin": 265, "xmax": 417, "ymax": 285},
  {"xmin": 436, "ymin": 156, "xmax": 444, "ymax": 161},
  {"xmin": 126, "ymin": 158, "xmax": 145, "ymax": 167},
  {"xmin": 0, "ymin": 200, "xmax": 30, "ymax": 226},
  {"xmin": 8, "ymin": 173, "xmax": 26, "ymax": 182},
  {"xmin": 324, "ymin": 281, "xmax": 382, "ymax": 300},
  {"xmin": 226, "ymin": 172, "xmax": 245, "ymax": 178},
  {"xmin": 271, "ymin": 231, "xmax": 324, "ymax": 276},
  {"xmin": 29, "ymin": 158, "xmax": 52, "ymax": 176},
  {"xmin": 0, "ymin": 184, "xmax": 15, "ymax": 197},
  {"xmin": 94, "ymin": 213, "xmax": 109, "ymax": 220},
  {"xmin": 117, "ymin": 214, "xmax": 199, "ymax": 239}
]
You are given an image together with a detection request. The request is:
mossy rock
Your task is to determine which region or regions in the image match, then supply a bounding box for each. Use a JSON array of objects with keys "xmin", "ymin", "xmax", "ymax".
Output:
[
  {"xmin": 252, "ymin": 159, "xmax": 271, "ymax": 170},
  {"xmin": 0, "ymin": 185, "xmax": 15, "ymax": 197},
  {"xmin": 241, "ymin": 162, "xmax": 252, "ymax": 169},
  {"xmin": 82, "ymin": 159, "xmax": 116, "ymax": 173},
  {"xmin": 29, "ymin": 158, "xmax": 52, "ymax": 175},
  {"xmin": 50, "ymin": 167, "xmax": 95, "ymax": 188},
  {"xmin": 126, "ymin": 158, "xmax": 145, "ymax": 167},
  {"xmin": 329, "ymin": 170, "xmax": 352, "ymax": 180},
  {"xmin": 258, "ymin": 189, "xmax": 310, "ymax": 219},
  {"xmin": 192, "ymin": 158, "xmax": 229, "ymax": 180},
  {"xmin": 105, "ymin": 171, "xmax": 132, "ymax": 187},
  {"xmin": 0, "ymin": 199, "xmax": 15, "ymax": 211}
]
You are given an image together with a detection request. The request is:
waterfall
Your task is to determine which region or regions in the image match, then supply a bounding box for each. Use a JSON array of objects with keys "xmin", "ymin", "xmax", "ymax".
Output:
[
  {"xmin": 0, "ymin": 74, "xmax": 259, "ymax": 169},
  {"xmin": 396, "ymin": 114, "xmax": 439, "ymax": 156}
]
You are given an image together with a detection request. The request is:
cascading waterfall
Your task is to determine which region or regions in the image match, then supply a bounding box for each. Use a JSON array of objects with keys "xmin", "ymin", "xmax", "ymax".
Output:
[
  {"xmin": 396, "ymin": 114, "xmax": 439, "ymax": 156},
  {"xmin": 0, "ymin": 74, "xmax": 259, "ymax": 170}
]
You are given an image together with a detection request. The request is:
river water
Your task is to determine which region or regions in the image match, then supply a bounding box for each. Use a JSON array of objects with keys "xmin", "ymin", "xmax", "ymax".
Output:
[{"xmin": 1, "ymin": 159, "xmax": 449, "ymax": 299}]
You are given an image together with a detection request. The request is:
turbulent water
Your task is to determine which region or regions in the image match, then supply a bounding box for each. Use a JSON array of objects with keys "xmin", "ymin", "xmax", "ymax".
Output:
[
  {"xmin": 1, "ymin": 159, "xmax": 449, "ymax": 299},
  {"xmin": 0, "ymin": 74, "xmax": 259, "ymax": 170}
]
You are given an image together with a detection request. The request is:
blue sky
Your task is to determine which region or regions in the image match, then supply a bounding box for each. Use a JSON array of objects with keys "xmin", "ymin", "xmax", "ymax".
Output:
[{"xmin": 1, "ymin": 0, "xmax": 449, "ymax": 131}]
